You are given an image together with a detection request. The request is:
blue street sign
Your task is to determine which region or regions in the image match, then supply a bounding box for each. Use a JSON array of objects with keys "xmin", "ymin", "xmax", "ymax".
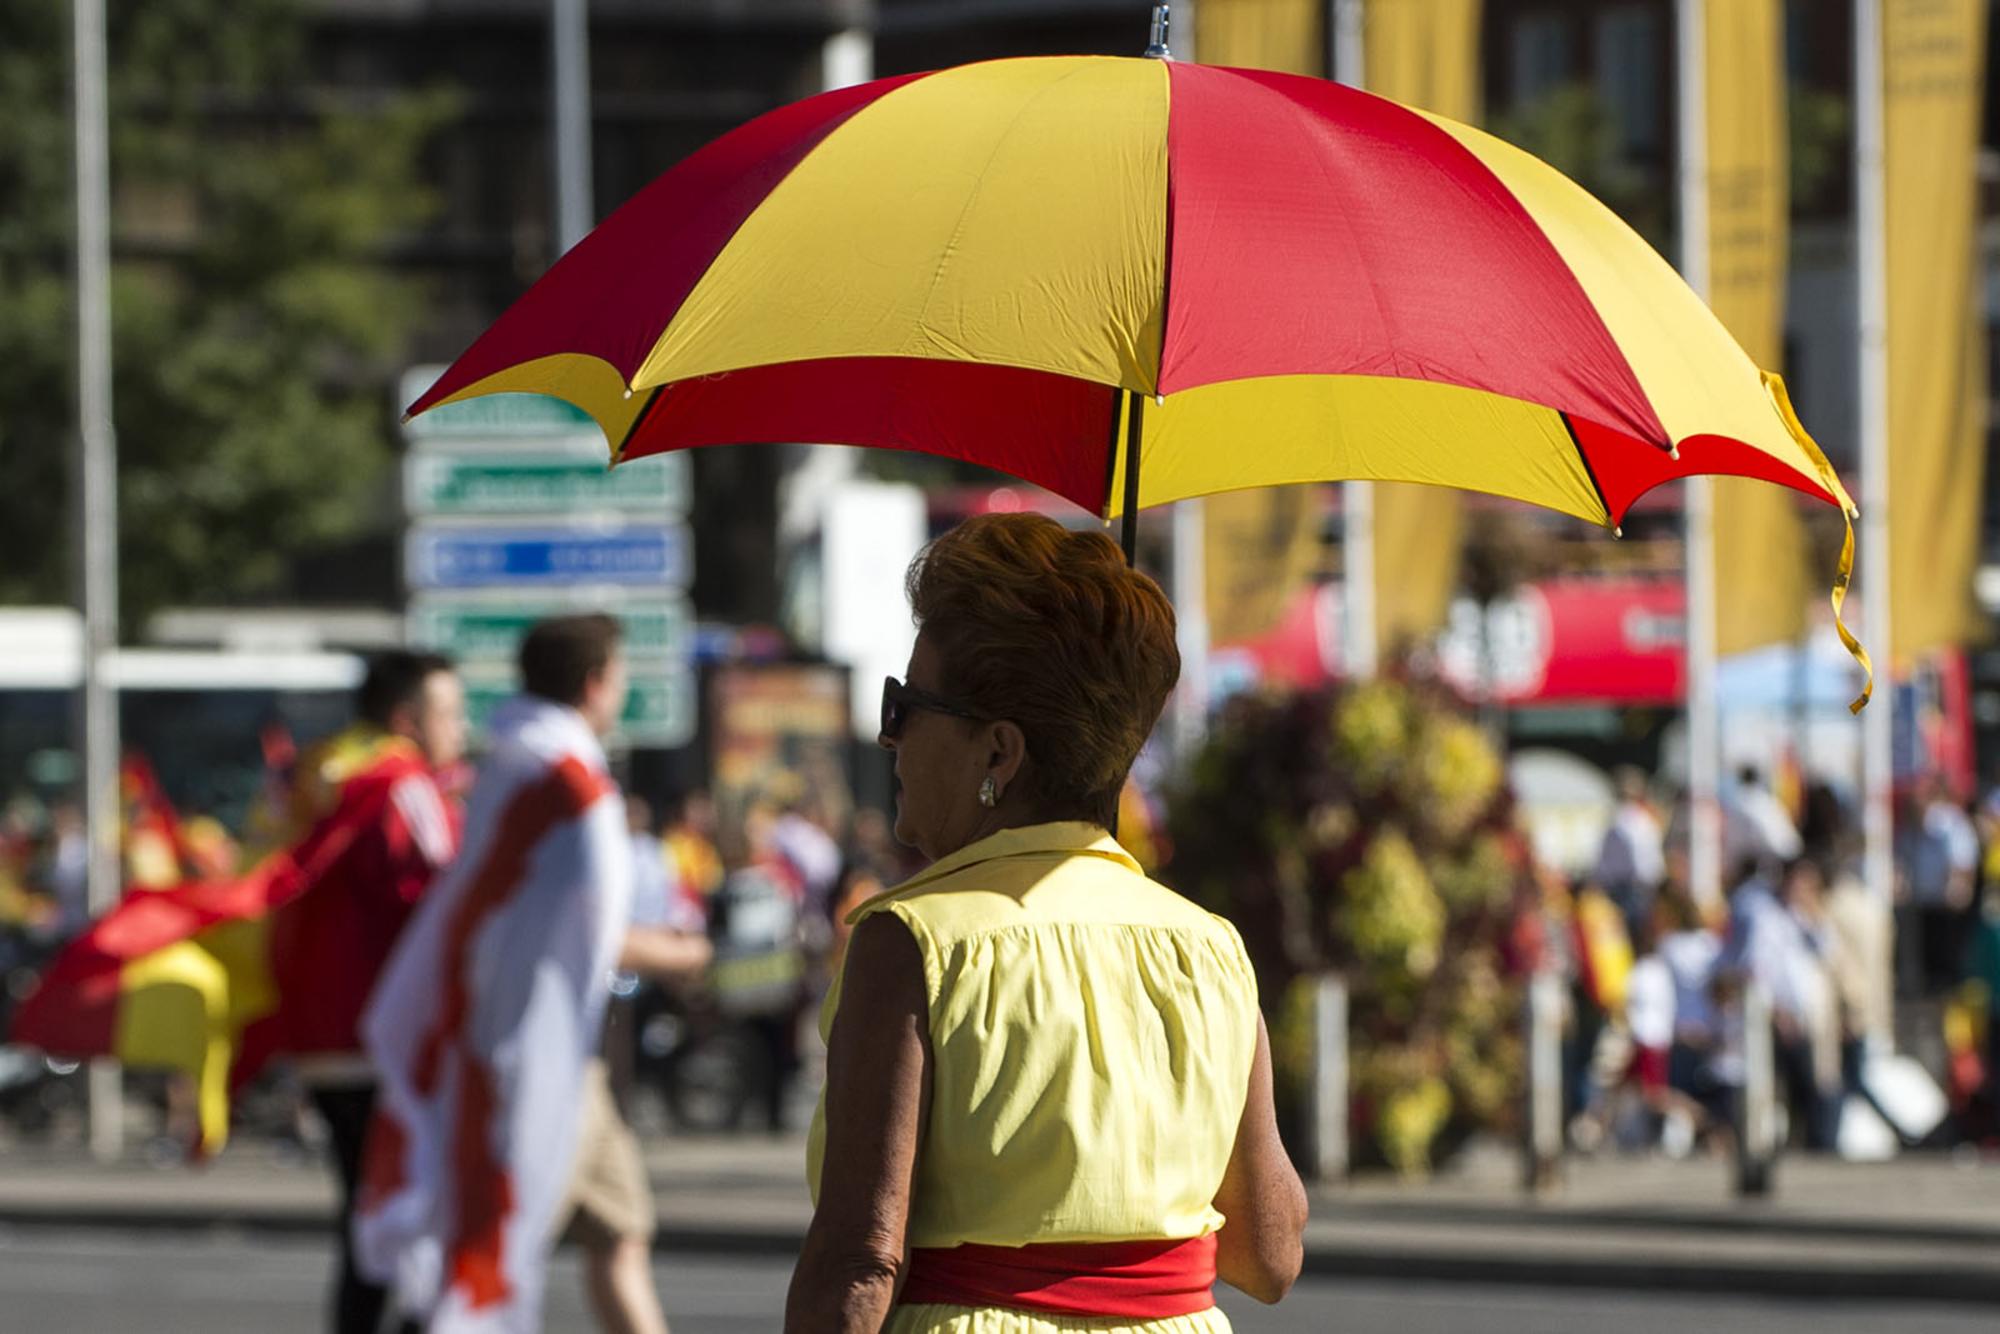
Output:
[{"xmin": 406, "ymin": 522, "xmax": 691, "ymax": 590}]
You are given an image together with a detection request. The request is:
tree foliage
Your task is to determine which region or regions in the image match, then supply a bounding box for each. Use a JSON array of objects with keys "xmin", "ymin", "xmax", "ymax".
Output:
[
  {"xmin": 0, "ymin": 0, "xmax": 454, "ymax": 624},
  {"xmin": 1491, "ymin": 83, "xmax": 1669, "ymax": 249},
  {"xmin": 1788, "ymin": 85, "xmax": 1849, "ymax": 219},
  {"xmin": 1491, "ymin": 81, "xmax": 1854, "ymax": 255}
]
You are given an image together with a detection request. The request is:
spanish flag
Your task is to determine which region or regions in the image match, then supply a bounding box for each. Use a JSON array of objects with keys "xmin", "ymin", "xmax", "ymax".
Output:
[
  {"xmin": 11, "ymin": 732, "xmax": 445, "ymax": 1154},
  {"xmin": 119, "ymin": 752, "xmax": 198, "ymax": 890}
]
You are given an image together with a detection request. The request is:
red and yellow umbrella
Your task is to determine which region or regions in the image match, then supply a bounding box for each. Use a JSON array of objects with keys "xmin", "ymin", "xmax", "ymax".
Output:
[{"xmin": 410, "ymin": 55, "xmax": 1869, "ymax": 706}]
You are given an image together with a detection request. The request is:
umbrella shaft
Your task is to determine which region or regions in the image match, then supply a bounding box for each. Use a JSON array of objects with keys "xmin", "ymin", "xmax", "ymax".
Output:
[{"xmin": 1121, "ymin": 391, "xmax": 1145, "ymax": 566}]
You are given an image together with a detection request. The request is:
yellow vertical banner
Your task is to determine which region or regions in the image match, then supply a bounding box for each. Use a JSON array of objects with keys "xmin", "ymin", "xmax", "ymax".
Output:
[
  {"xmin": 1705, "ymin": 0, "xmax": 1808, "ymax": 657},
  {"xmin": 1194, "ymin": 0, "xmax": 1323, "ymax": 75},
  {"xmin": 1196, "ymin": 0, "xmax": 1326, "ymax": 644},
  {"xmin": 1366, "ymin": 0, "xmax": 1481, "ymax": 655},
  {"xmin": 1365, "ymin": 0, "xmax": 1482, "ymax": 122},
  {"xmin": 1885, "ymin": 0, "xmax": 1989, "ymax": 660}
]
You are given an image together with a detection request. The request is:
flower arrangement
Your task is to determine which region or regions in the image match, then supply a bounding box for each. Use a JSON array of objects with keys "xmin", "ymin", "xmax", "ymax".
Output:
[{"xmin": 1164, "ymin": 678, "xmax": 1536, "ymax": 1174}]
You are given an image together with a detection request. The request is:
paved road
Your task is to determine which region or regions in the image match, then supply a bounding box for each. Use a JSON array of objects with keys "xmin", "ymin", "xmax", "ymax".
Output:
[{"xmin": 3, "ymin": 1228, "xmax": 1997, "ymax": 1333}]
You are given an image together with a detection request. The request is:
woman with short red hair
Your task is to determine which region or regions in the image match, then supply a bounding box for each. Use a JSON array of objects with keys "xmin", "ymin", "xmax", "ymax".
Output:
[{"xmin": 788, "ymin": 514, "xmax": 1307, "ymax": 1333}]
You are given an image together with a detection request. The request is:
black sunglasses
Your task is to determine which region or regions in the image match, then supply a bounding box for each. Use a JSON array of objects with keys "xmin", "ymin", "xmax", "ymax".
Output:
[{"xmin": 880, "ymin": 676, "xmax": 987, "ymax": 740}]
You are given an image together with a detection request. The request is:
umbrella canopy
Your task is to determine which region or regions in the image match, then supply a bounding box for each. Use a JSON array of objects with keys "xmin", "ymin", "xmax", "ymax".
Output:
[{"xmin": 409, "ymin": 55, "xmax": 1868, "ymax": 703}]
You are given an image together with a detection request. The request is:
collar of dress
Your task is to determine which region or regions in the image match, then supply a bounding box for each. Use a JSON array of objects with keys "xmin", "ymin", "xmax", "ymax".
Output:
[{"xmin": 846, "ymin": 821, "xmax": 1142, "ymax": 925}]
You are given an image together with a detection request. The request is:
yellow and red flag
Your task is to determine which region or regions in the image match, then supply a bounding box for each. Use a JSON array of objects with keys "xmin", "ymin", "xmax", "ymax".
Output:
[
  {"xmin": 11, "ymin": 732, "xmax": 453, "ymax": 1153},
  {"xmin": 120, "ymin": 752, "xmax": 196, "ymax": 890}
]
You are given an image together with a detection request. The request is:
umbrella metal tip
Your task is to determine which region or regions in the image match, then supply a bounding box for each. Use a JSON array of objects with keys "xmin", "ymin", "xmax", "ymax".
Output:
[
  {"xmin": 1144, "ymin": 3, "xmax": 1173, "ymax": 59},
  {"xmin": 1669, "ymin": 445, "xmax": 1681, "ymax": 460},
  {"xmin": 1613, "ymin": 525, "xmax": 1624, "ymax": 538},
  {"xmin": 622, "ymin": 387, "xmax": 634, "ymax": 400}
]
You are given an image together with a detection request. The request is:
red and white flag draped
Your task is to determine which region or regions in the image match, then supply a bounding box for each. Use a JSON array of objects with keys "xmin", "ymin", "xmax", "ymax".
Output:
[{"xmin": 354, "ymin": 696, "xmax": 631, "ymax": 1333}]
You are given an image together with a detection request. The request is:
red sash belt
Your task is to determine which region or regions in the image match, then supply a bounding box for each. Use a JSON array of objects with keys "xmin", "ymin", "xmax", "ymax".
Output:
[{"xmin": 900, "ymin": 1234, "xmax": 1218, "ymax": 1318}]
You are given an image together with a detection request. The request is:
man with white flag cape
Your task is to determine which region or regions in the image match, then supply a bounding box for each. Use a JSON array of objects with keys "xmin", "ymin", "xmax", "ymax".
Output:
[{"xmin": 356, "ymin": 614, "xmax": 633, "ymax": 1333}]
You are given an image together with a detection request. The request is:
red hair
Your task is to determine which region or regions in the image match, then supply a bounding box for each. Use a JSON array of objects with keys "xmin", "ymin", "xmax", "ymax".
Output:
[{"xmin": 907, "ymin": 514, "xmax": 1179, "ymax": 826}]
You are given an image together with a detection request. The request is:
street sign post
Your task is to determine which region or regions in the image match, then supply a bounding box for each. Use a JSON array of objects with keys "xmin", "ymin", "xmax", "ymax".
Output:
[
  {"xmin": 410, "ymin": 595, "xmax": 690, "ymax": 662},
  {"xmin": 400, "ymin": 364, "xmax": 696, "ymax": 750},
  {"xmin": 405, "ymin": 521, "xmax": 691, "ymax": 591},
  {"xmin": 459, "ymin": 662, "xmax": 696, "ymax": 748},
  {"xmin": 405, "ymin": 447, "xmax": 689, "ymax": 516},
  {"xmin": 398, "ymin": 367, "xmax": 603, "ymax": 444}
]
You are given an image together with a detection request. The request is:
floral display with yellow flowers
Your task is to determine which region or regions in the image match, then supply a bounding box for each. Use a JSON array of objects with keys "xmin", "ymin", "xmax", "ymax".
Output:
[{"xmin": 1165, "ymin": 677, "xmax": 1536, "ymax": 1175}]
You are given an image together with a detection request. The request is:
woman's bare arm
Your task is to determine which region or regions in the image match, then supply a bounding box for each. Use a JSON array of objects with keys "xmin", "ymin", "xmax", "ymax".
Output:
[
  {"xmin": 1210, "ymin": 1014, "xmax": 1308, "ymax": 1303},
  {"xmin": 784, "ymin": 914, "xmax": 931, "ymax": 1333}
]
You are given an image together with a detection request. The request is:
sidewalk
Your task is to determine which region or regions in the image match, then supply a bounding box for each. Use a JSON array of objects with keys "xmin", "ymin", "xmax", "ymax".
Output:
[
  {"xmin": 1306, "ymin": 1143, "xmax": 2000, "ymax": 1301},
  {"xmin": 1, "ymin": 1134, "xmax": 1995, "ymax": 1303}
]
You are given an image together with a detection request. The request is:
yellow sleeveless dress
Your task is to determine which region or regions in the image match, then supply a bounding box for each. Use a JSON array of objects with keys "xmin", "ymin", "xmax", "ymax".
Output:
[{"xmin": 807, "ymin": 822, "xmax": 1260, "ymax": 1334}]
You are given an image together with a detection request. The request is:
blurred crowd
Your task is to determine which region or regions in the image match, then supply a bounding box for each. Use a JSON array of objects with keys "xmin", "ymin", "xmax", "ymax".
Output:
[
  {"xmin": 4, "ymin": 729, "xmax": 1996, "ymax": 1164},
  {"xmin": 0, "ymin": 757, "xmax": 242, "ymax": 947},
  {"xmin": 1522, "ymin": 765, "xmax": 2000, "ymax": 1161},
  {"xmin": 609, "ymin": 780, "xmax": 925, "ymax": 1138},
  {"xmin": 0, "ymin": 742, "xmax": 1033, "ymax": 1148}
]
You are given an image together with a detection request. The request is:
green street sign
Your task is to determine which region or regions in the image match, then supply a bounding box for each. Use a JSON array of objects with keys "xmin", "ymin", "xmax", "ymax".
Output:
[
  {"xmin": 460, "ymin": 662, "xmax": 695, "ymax": 748},
  {"xmin": 400, "ymin": 366, "xmax": 600, "ymax": 442},
  {"xmin": 410, "ymin": 598, "xmax": 690, "ymax": 663},
  {"xmin": 404, "ymin": 450, "xmax": 689, "ymax": 516}
]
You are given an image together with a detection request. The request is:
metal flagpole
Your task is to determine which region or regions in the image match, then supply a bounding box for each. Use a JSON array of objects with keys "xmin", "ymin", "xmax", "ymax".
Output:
[
  {"xmin": 821, "ymin": 25, "xmax": 873, "ymax": 92},
  {"xmin": 1171, "ymin": 491, "xmax": 1210, "ymax": 753},
  {"xmin": 73, "ymin": 0, "xmax": 123, "ymax": 1162},
  {"xmin": 1135, "ymin": 4, "xmax": 1213, "ymax": 758},
  {"xmin": 1854, "ymin": 0, "xmax": 1896, "ymax": 987},
  {"xmin": 550, "ymin": 0, "xmax": 594, "ymax": 254},
  {"xmin": 1676, "ymin": 0, "xmax": 1724, "ymax": 912},
  {"xmin": 1332, "ymin": 0, "xmax": 1376, "ymax": 681}
]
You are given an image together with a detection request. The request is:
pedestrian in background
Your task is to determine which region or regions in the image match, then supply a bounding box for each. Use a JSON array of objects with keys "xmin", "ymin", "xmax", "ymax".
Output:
[
  {"xmin": 1596, "ymin": 767, "xmax": 1665, "ymax": 941},
  {"xmin": 285, "ymin": 652, "xmax": 466, "ymax": 1334},
  {"xmin": 358, "ymin": 615, "xmax": 631, "ymax": 1333},
  {"xmin": 661, "ymin": 788, "xmax": 724, "ymax": 906},
  {"xmin": 1717, "ymin": 857, "xmax": 1840, "ymax": 1152},
  {"xmin": 7, "ymin": 652, "xmax": 467, "ymax": 1331},
  {"xmin": 1962, "ymin": 876, "xmax": 2000, "ymax": 1143},
  {"xmin": 713, "ymin": 804, "xmax": 810, "ymax": 1135},
  {"xmin": 558, "ymin": 793, "xmax": 714, "ymax": 1334},
  {"xmin": 1723, "ymin": 765, "xmax": 1802, "ymax": 885},
  {"xmin": 1900, "ymin": 776, "xmax": 1979, "ymax": 996},
  {"xmin": 1654, "ymin": 884, "xmax": 1729, "ymax": 1150},
  {"xmin": 788, "ymin": 514, "xmax": 1306, "ymax": 1331},
  {"xmin": 768, "ymin": 779, "xmax": 843, "ymax": 924},
  {"xmin": 1779, "ymin": 859, "xmax": 1844, "ymax": 1149}
]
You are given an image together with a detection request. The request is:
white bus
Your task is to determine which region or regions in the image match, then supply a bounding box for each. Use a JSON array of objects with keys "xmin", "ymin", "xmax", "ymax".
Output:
[{"xmin": 1, "ymin": 608, "xmax": 364, "ymax": 829}]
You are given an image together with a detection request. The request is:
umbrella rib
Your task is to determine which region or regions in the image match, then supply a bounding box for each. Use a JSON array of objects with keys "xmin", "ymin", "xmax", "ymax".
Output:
[
  {"xmin": 610, "ymin": 386, "xmax": 666, "ymax": 466},
  {"xmin": 1560, "ymin": 412, "xmax": 1617, "ymax": 533}
]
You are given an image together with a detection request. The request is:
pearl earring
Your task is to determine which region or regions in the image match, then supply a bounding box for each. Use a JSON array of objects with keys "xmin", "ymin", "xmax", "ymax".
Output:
[{"xmin": 978, "ymin": 776, "xmax": 998, "ymax": 808}]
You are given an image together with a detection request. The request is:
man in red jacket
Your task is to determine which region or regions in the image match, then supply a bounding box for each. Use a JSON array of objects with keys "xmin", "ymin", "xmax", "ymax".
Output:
[
  {"xmin": 261, "ymin": 650, "xmax": 466, "ymax": 1334},
  {"xmin": 11, "ymin": 649, "xmax": 466, "ymax": 1334}
]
